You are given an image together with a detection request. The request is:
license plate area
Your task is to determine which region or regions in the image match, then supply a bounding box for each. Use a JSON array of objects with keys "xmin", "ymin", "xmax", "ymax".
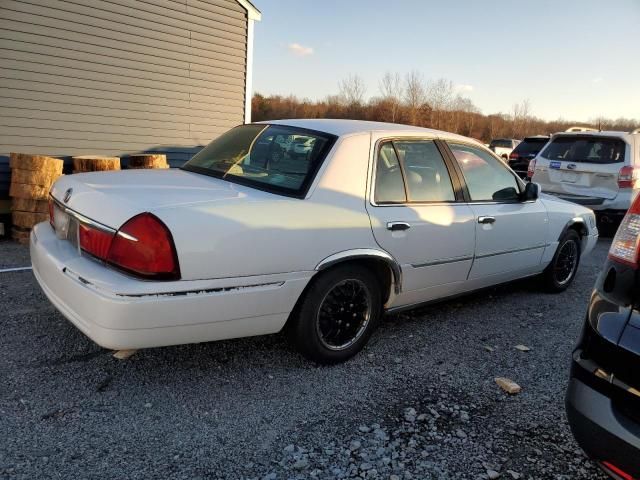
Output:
[{"xmin": 561, "ymin": 171, "xmax": 578, "ymax": 183}]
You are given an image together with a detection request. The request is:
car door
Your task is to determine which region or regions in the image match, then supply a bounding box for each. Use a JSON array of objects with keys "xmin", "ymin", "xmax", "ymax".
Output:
[
  {"xmin": 445, "ymin": 141, "xmax": 548, "ymax": 280},
  {"xmin": 366, "ymin": 138, "xmax": 476, "ymax": 296}
]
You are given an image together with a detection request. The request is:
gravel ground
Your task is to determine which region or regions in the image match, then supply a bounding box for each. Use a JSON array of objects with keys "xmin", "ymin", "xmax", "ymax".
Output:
[{"xmin": 0, "ymin": 237, "xmax": 611, "ymax": 480}]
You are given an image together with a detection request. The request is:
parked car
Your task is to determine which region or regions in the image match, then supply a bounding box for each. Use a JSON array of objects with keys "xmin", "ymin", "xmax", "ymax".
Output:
[
  {"xmin": 566, "ymin": 194, "xmax": 640, "ymax": 479},
  {"xmin": 290, "ymin": 137, "xmax": 314, "ymax": 159},
  {"xmin": 565, "ymin": 126, "xmax": 598, "ymax": 133},
  {"xmin": 489, "ymin": 138, "xmax": 521, "ymax": 161},
  {"xmin": 530, "ymin": 130, "xmax": 640, "ymax": 227},
  {"xmin": 508, "ymin": 135, "xmax": 550, "ymax": 179},
  {"xmin": 32, "ymin": 120, "xmax": 598, "ymax": 363}
]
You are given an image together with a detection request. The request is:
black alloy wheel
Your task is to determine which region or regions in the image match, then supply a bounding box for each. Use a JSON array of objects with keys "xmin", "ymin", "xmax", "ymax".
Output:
[{"xmin": 288, "ymin": 264, "xmax": 382, "ymax": 364}]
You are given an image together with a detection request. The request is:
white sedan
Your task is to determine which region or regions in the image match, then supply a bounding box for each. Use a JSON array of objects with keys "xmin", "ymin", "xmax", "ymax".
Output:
[{"xmin": 31, "ymin": 120, "xmax": 598, "ymax": 363}]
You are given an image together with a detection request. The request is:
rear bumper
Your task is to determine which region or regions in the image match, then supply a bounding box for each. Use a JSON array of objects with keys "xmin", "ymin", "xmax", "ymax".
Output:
[
  {"xmin": 566, "ymin": 375, "xmax": 640, "ymax": 478},
  {"xmin": 30, "ymin": 222, "xmax": 312, "ymax": 349},
  {"xmin": 543, "ymin": 189, "xmax": 634, "ymax": 213},
  {"xmin": 582, "ymin": 232, "xmax": 599, "ymax": 257}
]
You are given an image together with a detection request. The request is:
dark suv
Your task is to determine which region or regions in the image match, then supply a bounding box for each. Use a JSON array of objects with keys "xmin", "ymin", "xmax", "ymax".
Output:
[
  {"xmin": 566, "ymin": 196, "xmax": 640, "ymax": 479},
  {"xmin": 508, "ymin": 135, "xmax": 549, "ymax": 179}
]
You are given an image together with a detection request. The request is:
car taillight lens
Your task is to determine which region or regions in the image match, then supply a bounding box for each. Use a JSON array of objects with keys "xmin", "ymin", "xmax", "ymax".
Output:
[
  {"xmin": 609, "ymin": 195, "xmax": 640, "ymax": 268},
  {"xmin": 509, "ymin": 152, "xmax": 519, "ymax": 159},
  {"xmin": 106, "ymin": 213, "xmax": 180, "ymax": 280},
  {"xmin": 527, "ymin": 159, "xmax": 536, "ymax": 178},
  {"xmin": 79, "ymin": 223, "xmax": 114, "ymax": 259},
  {"xmin": 618, "ymin": 165, "xmax": 638, "ymax": 189},
  {"xmin": 601, "ymin": 461, "xmax": 635, "ymax": 480}
]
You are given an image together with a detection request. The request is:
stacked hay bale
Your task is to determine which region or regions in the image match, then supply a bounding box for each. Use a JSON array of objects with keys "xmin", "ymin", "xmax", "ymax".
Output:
[
  {"xmin": 9, "ymin": 153, "xmax": 63, "ymax": 244},
  {"xmin": 72, "ymin": 155, "xmax": 121, "ymax": 173},
  {"xmin": 127, "ymin": 154, "xmax": 169, "ymax": 169}
]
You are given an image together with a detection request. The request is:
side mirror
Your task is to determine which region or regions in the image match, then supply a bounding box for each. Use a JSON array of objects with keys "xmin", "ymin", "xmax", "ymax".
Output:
[
  {"xmin": 522, "ymin": 182, "xmax": 539, "ymax": 201},
  {"xmin": 493, "ymin": 187, "xmax": 519, "ymax": 201}
]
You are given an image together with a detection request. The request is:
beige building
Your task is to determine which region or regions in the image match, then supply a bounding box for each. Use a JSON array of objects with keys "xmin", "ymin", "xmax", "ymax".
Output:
[{"xmin": 0, "ymin": 0, "xmax": 261, "ymax": 201}]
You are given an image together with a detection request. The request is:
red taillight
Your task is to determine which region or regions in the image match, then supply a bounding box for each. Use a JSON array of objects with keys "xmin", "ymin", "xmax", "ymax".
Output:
[
  {"xmin": 509, "ymin": 152, "xmax": 519, "ymax": 160},
  {"xmin": 48, "ymin": 198, "xmax": 54, "ymax": 228},
  {"xmin": 618, "ymin": 165, "xmax": 638, "ymax": 189},
  {"xmin": 106, "ymin": 213, "xmax": 180, "ymax": 280},
  {"xmin": 527, "ymin": 159, "xmax": 536, "ymax": 178},
  {"xmin": 79, "ymin": 223, "xmax": 114, "ymax": 259},
  {"xmin": 601, "ymin": 461, "xmax": 635, "ymax": 480},
  {"xmin": 609, "ymin": 194, "xmax": 640, "ymax": 268}
]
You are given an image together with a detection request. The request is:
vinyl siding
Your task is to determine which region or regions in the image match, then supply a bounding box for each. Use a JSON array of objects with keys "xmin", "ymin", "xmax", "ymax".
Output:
[{"xmin": 0, "ymin": 0, "xmax": 249, "ymax": 197}]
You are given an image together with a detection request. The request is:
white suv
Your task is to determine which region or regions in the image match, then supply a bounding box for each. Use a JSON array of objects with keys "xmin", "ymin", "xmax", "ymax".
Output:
[
  {"xmin": 489, "ymin": 138, "xmax": 520, "ymax": 161},
  {"xmin": 531, "ymin": 129, "xmax": 640, "ymax": 225}
]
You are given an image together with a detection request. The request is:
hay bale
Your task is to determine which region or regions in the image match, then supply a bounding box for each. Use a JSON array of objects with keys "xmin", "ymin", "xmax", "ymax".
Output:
[
  {"xmin": 127, "ymin": 154, "xmax": 169, "ymax": 169},
  {"xmin": 12, "ymin": 211, "xmax": 49, "ymax": 229},
  {"xmin": 11, "ymin": 168, "xmax": 61, "ymax": 187},
  {"xmin": 9, "ymin": 182, "xmax": 50, "ymax": 200},
  {"xmin": 11, "ymin": 226, "xmax": 31, "ymax": 245},
  {"xmin": 9, "ymin": 153, "xmax": 63, "ymax": 174},
  {"xmin": 72, "ymin": 155, "xmax": 121, "ymax": 173},
  {"xmin": 11, "ymin": 198, "xmax": 49, "ymax": 214}
]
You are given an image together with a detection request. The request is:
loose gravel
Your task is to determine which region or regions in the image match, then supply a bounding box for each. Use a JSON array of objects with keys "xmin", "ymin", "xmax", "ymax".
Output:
[{"xmin": 0, "ymin": 237, "xmax": 610, "ymax": 479}]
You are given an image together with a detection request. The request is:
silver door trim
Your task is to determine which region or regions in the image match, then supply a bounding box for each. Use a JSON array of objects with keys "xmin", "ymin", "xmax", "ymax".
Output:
[
  {"xmin": 475, "ymin": 244, "xmax": 549, "ymax": 260},
  {"xmin": 412, "ymin": 255, "xmax": 474, "ymax": 269}
]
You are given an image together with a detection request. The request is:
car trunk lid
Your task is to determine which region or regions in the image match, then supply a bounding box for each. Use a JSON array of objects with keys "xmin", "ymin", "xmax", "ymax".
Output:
[{"xmin": 50, "ymin": 168, "xmax": 274, "ymax": 230}]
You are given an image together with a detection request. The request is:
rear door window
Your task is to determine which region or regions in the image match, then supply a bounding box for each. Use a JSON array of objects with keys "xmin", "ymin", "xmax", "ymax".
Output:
[
  {"xmin": 540, "ymin": 136, "xmax": 626, "ymax": 164},
  {"xmin": 374, "ymin": 143, "xmax": 406, "ymax": 203},
  {"xmin": 374, "ymin": 140, "xmax": 456, "ymax": 204},
  {"xmin": 393, "ymin": 140, "xmax": 455, "ymax": 202}
]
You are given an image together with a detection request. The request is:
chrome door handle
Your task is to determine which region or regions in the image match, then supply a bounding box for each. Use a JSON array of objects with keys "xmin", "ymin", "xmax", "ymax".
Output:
[
  {"xmin": 478, "ymin": 216, "xmax": 496, "ymax": 224},
  {"xmin": 387, "ymin": 221, "xmax": 411, "ymax": 231}
]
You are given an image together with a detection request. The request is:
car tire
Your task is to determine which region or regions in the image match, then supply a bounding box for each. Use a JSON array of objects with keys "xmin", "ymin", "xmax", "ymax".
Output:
[
  {"xmin": 542, "ymin": 230, "xmax": 581, "ymax": 293},
  {"xmin": 288, "ymin": 264, "xmax": 382, "ymax": 364}
]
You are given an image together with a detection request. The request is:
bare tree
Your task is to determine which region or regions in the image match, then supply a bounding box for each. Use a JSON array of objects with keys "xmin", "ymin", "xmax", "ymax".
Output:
[
  {"xmin": 338, "ymin": 74, "xmax": 366, "ymax": 106},
  {"xmin": 404, "ymin": 70, "xmax": 426, "ymax": 125},
  {"xmin": 379, "ymin": 72, "xmax": 403, "ymax": 122},
  {"xmin": 511, "ymin": 99, "xmax": 531, "ymax": 137},
  {"xmin": 427, "ymin": 78, "xmax": 454, "ymax": 129}
]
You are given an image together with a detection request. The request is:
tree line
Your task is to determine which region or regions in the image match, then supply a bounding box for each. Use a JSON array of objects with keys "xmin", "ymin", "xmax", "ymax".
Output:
[{"xmin": 252, "ymin": 72, "xmax": 638, "ymax": 142}]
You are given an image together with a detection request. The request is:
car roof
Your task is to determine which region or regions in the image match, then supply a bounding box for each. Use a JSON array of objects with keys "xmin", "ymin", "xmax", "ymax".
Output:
[
  {"xmin": 552, "ymin": 130, "xmax": 637, "ymax": 140},
  {"xmin": 255, "ymin": 118, "xmax": 477, "ymax": 143},
  {"xmin": 522, "ymin": 135, "xmax": 550, "ymax": 140}
]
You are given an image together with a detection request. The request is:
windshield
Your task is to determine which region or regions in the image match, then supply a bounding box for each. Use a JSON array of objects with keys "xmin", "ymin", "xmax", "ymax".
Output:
[
  {"xmin": 512, "ymin": 138, "xmax": 548, "ymax": 156},
  {"xmin": 540, "ymin": 136, "xmax": 626, "ymax": 164},
  {"xmin": 182, "ymin": 124, "xmax": 336, "ymax": 197}
]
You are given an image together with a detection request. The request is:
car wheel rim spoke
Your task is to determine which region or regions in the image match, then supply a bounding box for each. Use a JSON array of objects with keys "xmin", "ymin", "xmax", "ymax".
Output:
[
  {"xmin": 316, "ymin": 279, "xmax": 372, "ymax": 351},
  {"xmin": 554, "ymin": 240, "xmax": 578, "ymax": 285}
]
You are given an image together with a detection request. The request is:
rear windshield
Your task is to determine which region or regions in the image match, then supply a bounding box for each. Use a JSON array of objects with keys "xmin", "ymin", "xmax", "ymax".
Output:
[
  {"xmin": 512, "ymin": 138, "xmax": 548, "ymax": 156},
  {"xmin": 540, "ymin": 136, "xmax": 626, "ymax": 164},
  {"xmin": 182, "ymin": 124, "xmax": 336, "ymax": 197},
  {"xmin": 490, "ymin": 139, "xmax": 513, "ymax": 148}
]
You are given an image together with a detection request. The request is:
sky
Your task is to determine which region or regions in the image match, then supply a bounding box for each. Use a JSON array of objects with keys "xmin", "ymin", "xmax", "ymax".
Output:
[{"xmin": 252, "ymin": 0, "xmax": 640, "ymax": 122}]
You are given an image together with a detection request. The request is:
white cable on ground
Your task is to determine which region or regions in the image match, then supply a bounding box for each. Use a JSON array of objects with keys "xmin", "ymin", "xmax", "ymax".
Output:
[{"xmin": 0, "ymin": 266, "xmax": 32, "ymax": 273}]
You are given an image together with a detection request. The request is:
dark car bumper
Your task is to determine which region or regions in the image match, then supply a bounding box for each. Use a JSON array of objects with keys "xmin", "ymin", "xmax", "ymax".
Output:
[{"xmin": 567, "ymin": 351, "xmax": 640, "ymax": 478}]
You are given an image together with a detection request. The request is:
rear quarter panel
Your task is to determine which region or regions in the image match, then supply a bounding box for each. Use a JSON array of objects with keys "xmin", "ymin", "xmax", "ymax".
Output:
[{"xmin": 155, "ymin": 134, "xmax": 380, "ymax": 280}]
